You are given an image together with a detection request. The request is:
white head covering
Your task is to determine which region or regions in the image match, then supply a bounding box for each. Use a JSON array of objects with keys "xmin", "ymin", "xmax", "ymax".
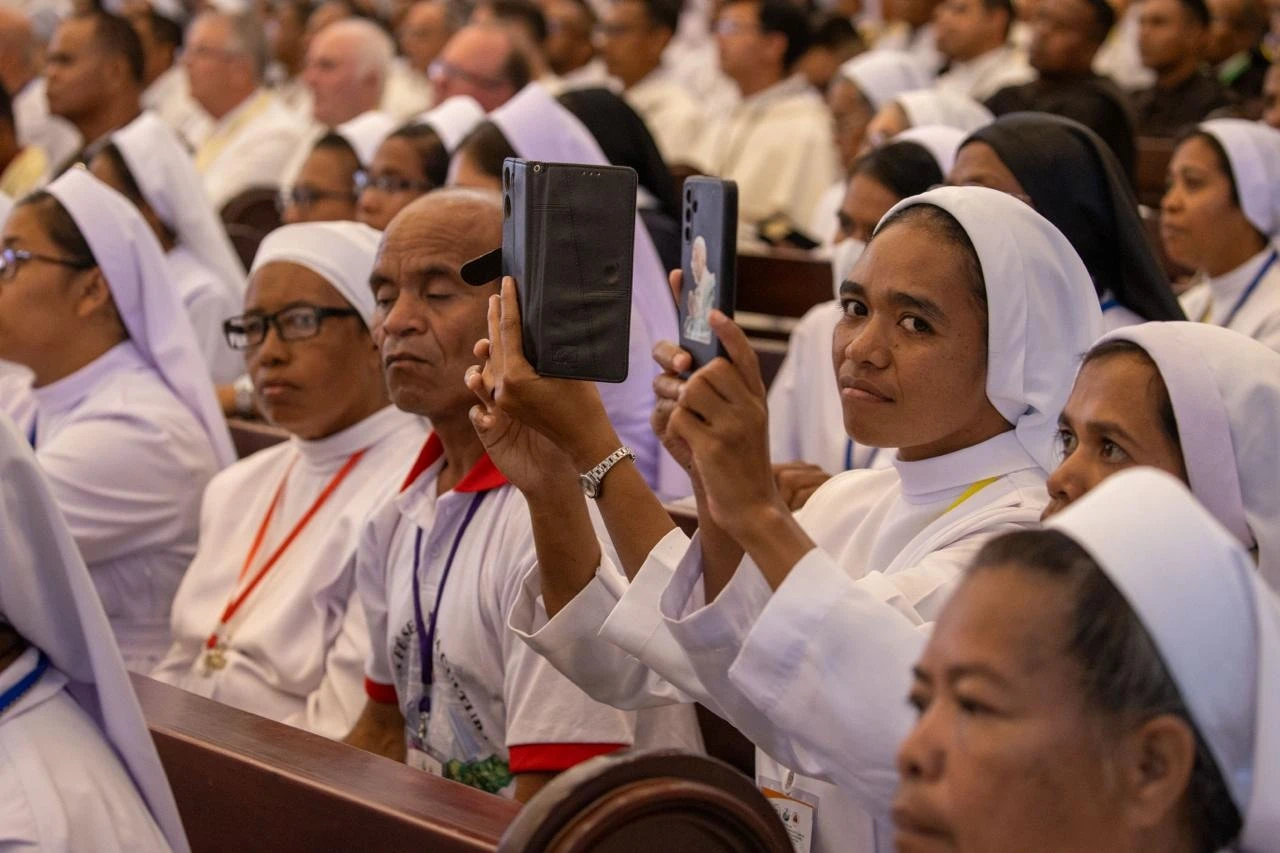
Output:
[
  {"xmin": 880, "ymin": 186, "xmax": 1103, "ymax": 471},
  {"xmin": 838, "ymin": 52, "xmax": 933, "ymax": 110},
  {"xmin": 111, "ymin": 112, "xmax": 247, "ymax": 303},
  {"xmin": 895, "ymin": 125, "xmax": 966, "ymax": 174},
  {"xmin": 250, "ymin": 222, "xmax": 382, "ymax": 326},
  {"xmin": 334, "ymin": 110, "xmax": 400, "ymax": 167},
  {"xmin": 1094, "ymin": 321, "xmax": 1280, "ymax": 589},
  {"xmin": 896, "ymin": 91, "xmax": 993, "ymax": 134},
  {"xmin": 1048, "ymin": 468, "xmax": 1280, "ymax": 851},
  {"xmin": 417, "ymin": 96, "xmax": 485, "ymax": 154},
  {"xmin": 1198, "ymin": 119, "xmax": 1280, "ymax": 240},
  {"xmin": 0, "ymin": 412, "xmax": 190, "ymax": 852},
  {"xmin": 46, "ymin": 170, "xmax": 236, "ymax": 468}
]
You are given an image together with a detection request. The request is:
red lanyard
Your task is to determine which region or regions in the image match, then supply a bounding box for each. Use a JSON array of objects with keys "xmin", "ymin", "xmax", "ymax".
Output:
[{"xmin": 205, "ymin": 450, "xmax": 366, "ymax": 652}]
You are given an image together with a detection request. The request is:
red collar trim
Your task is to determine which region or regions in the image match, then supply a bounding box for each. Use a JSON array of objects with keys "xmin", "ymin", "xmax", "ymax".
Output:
[{"xmin": 400, "ymin": 433, "xmax": 509, "ymax": 494}]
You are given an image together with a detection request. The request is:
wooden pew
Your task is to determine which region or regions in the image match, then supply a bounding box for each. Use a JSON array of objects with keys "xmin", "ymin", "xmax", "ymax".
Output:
[
  {"xmin": 1135, "ymin": 137, "xmax": 1176, "ymax": 210},
  {"xmin": 220, "ymin": 186, "xmax": 283, "ymax": 269},
  {"xmin": 737, "ymin": 247, "xmax": 833, "ymax": 326},
  {"xmin": 227, "ymin": 418, "xmax": 289, "ymax": 458}
]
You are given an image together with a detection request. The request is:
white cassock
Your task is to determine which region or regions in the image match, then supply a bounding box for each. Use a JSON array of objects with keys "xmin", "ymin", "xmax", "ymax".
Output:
[
  {"xmin": 11, "ymin": 77, "xmax": 81, "ymax": 173},
  {"xmin": 624, "ymin": 69, "xmax": 704, "ymax": 165},
  {"xmin": 0, "ymin": 412, "xmax": 188, "ymax": 853},
  {"xmin": 113, "ymin": 113, "xmax": 248, "ymax": 383},
  {"xmin": 1092, "ymin": 3, "xmax": 1154, "ymax": 92},
  {"xmin": 508, "ymin": 187, "xmax": 1103, "ymax": 853},
  {"xmin": 896, "ymin": 90, "xmax": 994, "ymax": 133},
  {"xmin": 873, "ymin": 22, "xmax": 942, "ymax": 71},
  {"xmin": 141, "ymin": 65, "xmax": 211, "ymax": 147},
  {"xmin": 1177, "ymin": 119, "xmax": 1280, "ymax": 354},
  {"xmin": 381, "ymin": 59, "xmax": 434, "ymax": 120},
  {"xmin": 193, "ymin": 90, "xmax": 311, "ymax": 211},
  {"xmin": 359, "ymin": 435, "xmax": 702, "ymax": 797},
  {"xmin": 32, "ymin": 171, "xmax": 235, "ymax": 671},
  {"xmin": 689, "ymin": 75, "xmax": 839, "ymax": 233},
  {"xmin": 660, "ymin": 28, "xmax": 741, "ymax": 117},
  {"xmin": 933, "ymin": 44, "xmax": 1034, "ymax": 101}
]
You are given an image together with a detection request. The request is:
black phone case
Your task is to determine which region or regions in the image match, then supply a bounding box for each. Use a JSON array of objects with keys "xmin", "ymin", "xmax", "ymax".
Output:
[
  {"xmin": 680, "ymin": 177, "xmax": 738, "ymax": 370},
  {"xmin": 502, "ymin": 158, "xmax": 637, "ymax": 383}
]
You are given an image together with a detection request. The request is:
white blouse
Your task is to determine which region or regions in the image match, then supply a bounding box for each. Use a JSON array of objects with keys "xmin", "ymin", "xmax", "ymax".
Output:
[{"xmin": 1180, "ymin": 247, "xmax": 1280, "ymax": 353}]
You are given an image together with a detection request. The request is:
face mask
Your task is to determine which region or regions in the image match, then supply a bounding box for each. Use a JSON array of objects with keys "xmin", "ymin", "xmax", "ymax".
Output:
[{"xmin": 831, "ymin": 237, "xmax": 866, "ymax": 301}]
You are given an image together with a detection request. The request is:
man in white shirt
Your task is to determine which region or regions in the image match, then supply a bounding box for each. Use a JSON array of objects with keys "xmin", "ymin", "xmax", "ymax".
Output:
[
  {"xmin": 0, "ymin": 8, "xmax": 80, "ymax": 174},
  {"xmin": 598, "ymin": 0, "xmax": 704, "ymax": 163},
  {"xmin": 689, "ymin": 0, "xmax": 839, "ymax": 235},
  {"xmin": 933, "ymin": 0, "xmax": 1035, "ymax": 99},
  {"xmin": 430, "ymin": 23, "xmax": 534, "ymax": 111},
  {"xmin": 186, "ymin": 10, "xmax": 309, "ymax": 211},
  {"xmin": 304, "ymin": 17, "xmax": 394, "ymax": 128},
  {"xmin": 128, "ymin": 4, "xmax": 207, "ymax": 143},
  {"xmin": 343, "ymin": 188, "xmax": 699, "ymax": 802}
]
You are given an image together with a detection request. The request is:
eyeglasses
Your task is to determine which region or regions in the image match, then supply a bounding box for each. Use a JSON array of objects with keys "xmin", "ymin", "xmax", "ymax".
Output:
[
  {"xmin": 0, "ymin": 247, "xmax": 94, "ymax": 281},
  {"xmin": 223, "ymin": 304, "xmax": 362, "ymax": 350},
  {"xmin": 356, "ymin": 172, "xmax": 435, "ymax": 195},
  {"xmin": 428, "ymin": 59, "xmax": 507, "ymax": 90},
  {"xmin": 276, "ymin": 183, "xmax": 360, "ymax": 214}
]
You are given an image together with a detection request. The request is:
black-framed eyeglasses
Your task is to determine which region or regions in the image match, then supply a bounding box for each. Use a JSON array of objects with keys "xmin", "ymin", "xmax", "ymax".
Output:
[
  {"xmin": 428, "ymin": 59, "xmax": 507, "ymax": 90},
  {"xmin": 276, "ymin": 183, "xmax": 360, "ymax": 214},
  {"xmin": 223, "ymin": 304, "xmax": 362, "ymax": 350},
  {"xmin": 0, "ymin": 247, "xmax": 94, "ymax": 281},
  {"xmin": 356, "ymin": 172, "xmax": 436, "ymax": 195}
]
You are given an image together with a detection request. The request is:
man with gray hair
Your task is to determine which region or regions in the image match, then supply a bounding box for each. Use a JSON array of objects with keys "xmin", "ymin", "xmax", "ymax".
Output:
[
  {"xmin": 303, "ymin": 17, "xmax": 396, "ymax": 127},
  {"xmin": 186, "ymin": 10, "xmax": 309, "ymax": 210},
  {"xmin": 0, "ymin": 7, "xmax": 80, "ymax": 171}
]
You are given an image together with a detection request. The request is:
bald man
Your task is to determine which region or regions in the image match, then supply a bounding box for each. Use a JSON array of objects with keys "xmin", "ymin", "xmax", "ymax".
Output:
[
  {"xmin": 0, "ymin": 8, "xmax": 79, "ymax": 173},
  {"xmin": 430, "ymin": 24, "xmax": 533, "ymax": 111},
  {"xmin": 345, "ymin": 189, "xmax": 699, "ymax": 801}
]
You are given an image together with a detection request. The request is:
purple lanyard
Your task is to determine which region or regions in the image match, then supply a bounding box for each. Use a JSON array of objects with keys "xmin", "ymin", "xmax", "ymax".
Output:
[{"xmin": 410, "ymin": 491, "xmax": 488, "ymax": 717}]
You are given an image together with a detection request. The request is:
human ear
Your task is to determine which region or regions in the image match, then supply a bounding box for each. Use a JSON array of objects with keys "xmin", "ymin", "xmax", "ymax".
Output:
[
  {"xmin": 74, "ymin": 268, "xmax": 115, "ymax": 322},
  {"xmin": 1116, "ymin": 714, "xmax": 1198, "ymax": 833}
]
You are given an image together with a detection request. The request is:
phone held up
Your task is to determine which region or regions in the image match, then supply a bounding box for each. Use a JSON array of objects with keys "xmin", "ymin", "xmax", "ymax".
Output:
[{"xmin": 679, "ymin": 177, "xmax": 738, "ymax": 374}]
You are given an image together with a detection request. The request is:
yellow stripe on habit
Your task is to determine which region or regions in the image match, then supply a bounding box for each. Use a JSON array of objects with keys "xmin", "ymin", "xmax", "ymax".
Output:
[{"xmin": 945, "ymin": 477, "xmax": 999, "ymax": 513}]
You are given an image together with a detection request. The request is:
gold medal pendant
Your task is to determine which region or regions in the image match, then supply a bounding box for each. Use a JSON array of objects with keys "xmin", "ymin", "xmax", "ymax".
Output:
[{"xmin": 201, "ymin": 645, "xmax": 228, "ymax": 675}]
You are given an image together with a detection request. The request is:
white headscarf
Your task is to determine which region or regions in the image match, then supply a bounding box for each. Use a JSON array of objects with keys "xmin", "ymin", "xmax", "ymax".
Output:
[
  {"xmin": 111, "ymin": 112, "xmax": 247, "ymax": 304},
  {"xmin": 838, "ymin": 51, "xmax": 933, "ymax": 110},
  {"xmin": 1048, "ymin": 468, "xmax": 1279, "ymax": 851},
  {"xmin": 896, "ymin": 91, "xmax": 993, "ymax": 134},
  {"xmin": 250, "ymin": 222, "xmax": 382, "ymax": 326},
  {"xmin": 895, "ymin": 125, "xmax": 966, "ymax": 174},
  {"xmin": 0, "ymin": 412, "xmax": 189, "ymax": 852},
  {"xmin": 1199, "ymin": 119, "xmax": 1280, "ymax": 241},
  {"xmin": 880, "ymin": 186, "xmax": 1103, "ymax": 471},
  {"xmin": 417, "ymin": 96, "xmax": 485, "ymax": 154},
  {"xmin": 335, "ymin": 110, "xmax": 400, "ymax": 167},
  {"xmin": 1094, "ymin": 321, "xmax": 1280, "ymax": 589},
  {"xmin": 46, "ymin": 170, "xmax": 236, "ymax": 468}
]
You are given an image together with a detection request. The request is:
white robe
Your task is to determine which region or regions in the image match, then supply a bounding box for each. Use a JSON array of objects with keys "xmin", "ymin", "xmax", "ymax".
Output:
[
  {"xmin": 152, "ymin": 406, "xmax": 427, "ymax": 740},
  {"xmin": 165, "ymin": 245, "xmax": 243, "ymax": 384},
  {"xmin": 381, "ymin": 59, "xmax": 434, "ymax": 120},
  {"xmin": 509, "ymin": 430, "xmax": 1048, "ymax": 853},
  {"xmin": 0, "ymin": 649, "xmax": 171, "ymax": 853},
  {"xmin": 661, "ymin": 41, "xmax": 741, "ymax": 118},
  {"xmin": 933, "ymin": 44, "xmax": 1034, "ymax": 102},
  {"xmin": 0, "ymin": 361, "xmax": 35, "ymax": 439},
  {"xmin": 874, "ymin": 22, "xmax": 942, "ymax": 71},
  {"xmin": 194, "ymin": 91, "xmax": 311, "ymax": 211},
  {"xmin": 30, "ymin": 342, "xmax": 221, "ymax": 672},
  {"xmin": 11, "ymin": 77, "xmax": 80, "ymax": 172},
  {"xmin": 688, "ymin": 76, "xmax": 839, "ymax": 233},
  {"xmin": 625, "ymin": 70, "xmax": 704, "ymax": 166},
  {"xmin": 1179, "ymin": 248, "xmax": 1280, "ymax": 353}
]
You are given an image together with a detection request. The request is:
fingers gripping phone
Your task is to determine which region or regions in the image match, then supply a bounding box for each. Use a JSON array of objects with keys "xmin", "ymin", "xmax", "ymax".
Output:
[{"xmin": 679, "ymin": 177, "xmax": 738, "ymax": 371}]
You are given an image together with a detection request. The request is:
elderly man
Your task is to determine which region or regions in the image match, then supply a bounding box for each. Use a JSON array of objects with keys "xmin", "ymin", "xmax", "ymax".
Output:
[
  {"xmin": 304, "ymin": 17, "xmax": 394, "ymax": 128},
  {"xmin": 186, "ymin": 10, "xmax": 308, "ymax": 210},
  {"xmin": 0, "ymin": 8, "xmax": 79, "ymax": 172},
  {"xmin": 44, "ymin": 11, "xmax": 143, "ymax": 171},
  {"xmin": 430, "ymin": 23, "xmax": 533, "ymax": 111},
  {"xmin": 343, "ymin": 189, "xmax": 698, "ymax": 801}
]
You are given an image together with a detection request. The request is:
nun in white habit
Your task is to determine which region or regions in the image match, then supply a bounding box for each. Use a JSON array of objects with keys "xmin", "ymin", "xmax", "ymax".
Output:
[
  {"xmin": 91, "ymin": 113, "xmax": 247, "ymax": 383},
  {"xmin": 415, "ymin": 95, "xmax": 485, "ymax": 153},
  {"xmin": 487, "ymin": 187, "xmax": 1102, "ymax": 853},
  {"xmin": 1172, "ymin": 120, "xmax": 1280, "ymax": 353},
  {"xmin": 896, "ymin": 90, "xmax": 994, "ymax": 134},
  {"xmin": 152, "ymin": 222, "xmax": 426, "ymax": 738},
  {"xmin": 838, "ymin": 51, "xmax": 936, "ymax": 112},
  {"xmin": 2, "ymin": 170, "xmax": 234, "ymax": 672},
  {"xmin": 0, "ymin": 412, "xmax": 188, "ymax": 853}
]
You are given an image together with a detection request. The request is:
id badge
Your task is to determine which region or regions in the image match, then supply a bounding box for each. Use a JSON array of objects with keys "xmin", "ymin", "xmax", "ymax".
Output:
[
  {"xmin": 405, "ymin": 725, "xmax": 443, "ymax": 777},
  {"xmin": 760, "ymin": 770, "xmax": 818, "ymax": 853}
]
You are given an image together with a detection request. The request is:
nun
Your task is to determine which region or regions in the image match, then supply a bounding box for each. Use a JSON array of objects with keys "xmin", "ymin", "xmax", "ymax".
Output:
[
  {"xmin": 898, "ymin": 468, "xmax": 1277, "ymax": 852},
  {"xmin": 0, "ymin": 412, "xmax": 189, "ymax": 853},
  {"xmin": 282, "ymin": 111, "xmax": 398, "ymax": 226},
  {"xmin": 470, "ymin": 185, "xmax": 1103, "ymax": 853},
  {"xmin": 1165, "ymin": 119, "xmax": 1280, "ymax": 353},
  {"xmin": 88, "ymin": 112, "xmax": 248, "ymax": 383},
  {"xmin": 357, "ymin": 97, "xmax": 484, "ymax": 231},
  {"xmin": 0, "ymin": 169, "xmax": 234, "ymax": 671},
  {"xmin": 152, "ymin": 223, "xmax": 427, "ymax": 739},
  {"xmin": 451, "ymin": 83, "xmax": 687, "ymax": 500},
  {"xmin": 952, "ymin": 112, "xmax": 1185, "ymax": 329}
]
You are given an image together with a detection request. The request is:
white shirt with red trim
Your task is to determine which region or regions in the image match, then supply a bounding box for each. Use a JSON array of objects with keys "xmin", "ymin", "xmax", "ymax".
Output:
[
  {"xmin": 358, "ymin": 434, "xmax": 700, "ymax": 797},
  {"xmin": 151, "ymin": 406, "xmax": 427, "ymax": 740}
]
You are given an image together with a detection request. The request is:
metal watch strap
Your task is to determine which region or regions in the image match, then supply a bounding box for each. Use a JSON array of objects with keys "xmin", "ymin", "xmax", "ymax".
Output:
[{"xmin": 580, "ymin": 446, "xmax": 636, "ymax": 499}]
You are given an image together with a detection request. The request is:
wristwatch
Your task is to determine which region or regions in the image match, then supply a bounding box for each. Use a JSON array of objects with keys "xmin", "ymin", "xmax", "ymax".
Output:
[
  {"xmin": 579, "ymin": 446, "xmax": 636, "ymax": 499},
  {"xmin": 233, "ymin": 374, "xmax": 255, "ymax": 417}
]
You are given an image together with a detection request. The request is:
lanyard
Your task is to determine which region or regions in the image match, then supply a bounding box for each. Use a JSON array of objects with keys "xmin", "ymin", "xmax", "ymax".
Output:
[
  {"xmin": 204, "ymin": 450, "xmax": 366, "ymax": 656},
  {"xmin": 0, "ymin": 652, "xmax": 48, "ymax": 718},
  {"xmin": 411, "ymin": 491, "xmax": 488, "ymax": 721},
  {"xmin": 945, "ymin": 477, "xmax": 998, "ymax": 513},
  {"xmin": 1222, "ymin": 249, "xmax": 1278, "ymax": 329}
]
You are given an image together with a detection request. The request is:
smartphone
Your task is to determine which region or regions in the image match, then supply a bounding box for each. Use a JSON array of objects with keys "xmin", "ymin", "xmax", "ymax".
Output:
[
  {"xmin": 501, "ymin": 157, "xmax": 638, "ymax": 383},
  {"xmin": 680, "ymin": 177, "xmax": 738, "ymax": 371}
]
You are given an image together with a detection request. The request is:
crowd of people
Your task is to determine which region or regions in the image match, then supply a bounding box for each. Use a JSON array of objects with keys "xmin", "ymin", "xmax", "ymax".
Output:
[{"xmin": 0, "ymin": 0, "xmax": 1277, "ymax": 848}]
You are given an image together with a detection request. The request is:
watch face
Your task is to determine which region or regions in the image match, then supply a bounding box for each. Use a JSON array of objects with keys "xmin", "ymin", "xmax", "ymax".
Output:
[{"xmin": 579, "ymin": 473, "xmax": 599, "ymax": 499}]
